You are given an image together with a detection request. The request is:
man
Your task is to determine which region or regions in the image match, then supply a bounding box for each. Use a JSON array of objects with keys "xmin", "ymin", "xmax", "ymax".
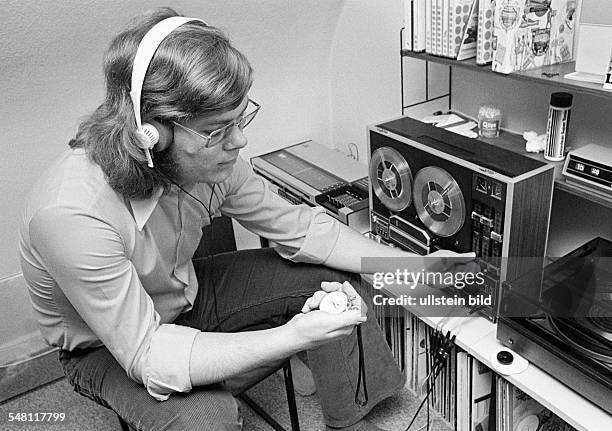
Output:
[{"xmin": 19, "ymin": 8, "xmax": 473, "ymax": 430}]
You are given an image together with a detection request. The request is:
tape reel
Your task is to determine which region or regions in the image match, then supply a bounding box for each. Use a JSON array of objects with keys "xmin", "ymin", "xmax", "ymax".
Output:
[
  {"xmin": 369, "ymin": 147, "xmax": 413, "ymax": 212},
  {"xmin": 413, "ymin": 166, "xmax": 465, "ymax": 237}
]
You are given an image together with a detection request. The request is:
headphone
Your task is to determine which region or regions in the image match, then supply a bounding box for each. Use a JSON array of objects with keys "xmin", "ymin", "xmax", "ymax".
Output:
[{"xmin": 129, "ymin": 16, "xmax": 206, "ymax": 167}]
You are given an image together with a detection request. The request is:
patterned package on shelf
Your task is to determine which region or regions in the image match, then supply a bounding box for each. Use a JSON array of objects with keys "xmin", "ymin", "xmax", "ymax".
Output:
[
  {"xmin": 451, "ymin": 0, "xmax": 479, "ymax": 60},
  {"xmin": 477, "ymin": 0, "xmax": 496, "ymax": 64},
  {"xmin": 492, "ymin": 0, "xmax": 577, "ymax": 74},
  {"xmin": 456, "ymin": 0, "xmax": 479, "ymax": 60}
]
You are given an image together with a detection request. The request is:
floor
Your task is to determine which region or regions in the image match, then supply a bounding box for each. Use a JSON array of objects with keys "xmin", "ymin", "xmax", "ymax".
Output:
[{"xmin": 0, "ymin": 371, "xmax": 452, "ymax": 431}]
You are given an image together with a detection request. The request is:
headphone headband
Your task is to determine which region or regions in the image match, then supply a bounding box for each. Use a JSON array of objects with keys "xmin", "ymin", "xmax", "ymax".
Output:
[{"xmin": 129, "ymin": 16, "xmax": 206, "ymax": 129}]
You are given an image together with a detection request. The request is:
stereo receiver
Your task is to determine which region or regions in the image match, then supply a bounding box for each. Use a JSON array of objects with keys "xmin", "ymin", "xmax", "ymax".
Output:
[{"xmin": 368, "ymin": 116, "xmax": 555, "ymax": 319}]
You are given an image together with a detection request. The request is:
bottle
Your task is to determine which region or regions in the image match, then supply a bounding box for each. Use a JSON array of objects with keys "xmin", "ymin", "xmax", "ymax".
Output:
[{"xmin": 544, "ymin": 92, "xmax": 573, "ymax": 161}]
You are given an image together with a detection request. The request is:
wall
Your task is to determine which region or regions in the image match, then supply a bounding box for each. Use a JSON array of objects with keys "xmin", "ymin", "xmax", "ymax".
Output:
[
  {"xmin": 0, "ymin": 2, "xmax": 408, "ymax": 355},
  {"xmin": 328, "ymin": 0, "xmax": 403, "ymax": 162},
  {"xmin": 0, "ymin": 0, "xmax": 345, "ymax": 277},
  {"xmin": 328, "ymin": 0, "xmax": 451, "ymax": 163},
  {"xmin": 0, "ymin": 0, "xmax": 346, "ymax": 356}
]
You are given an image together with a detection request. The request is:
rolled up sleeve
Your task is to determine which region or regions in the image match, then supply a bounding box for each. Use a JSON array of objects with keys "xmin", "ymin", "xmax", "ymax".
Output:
[
  {"xmin": 145, "ymin": 324, "xmax": 198, "ymax": 400},
  {"xmin": 219, "ymin": 158, "xmax": 341, "ymax": 264},
  {"xmin": 28, "ymin": 206, "xmax": 199, "ymax": 401}
]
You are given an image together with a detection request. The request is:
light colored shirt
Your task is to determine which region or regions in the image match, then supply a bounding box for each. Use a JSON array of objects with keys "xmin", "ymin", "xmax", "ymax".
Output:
[{"xmin": 19, "ymin": 148, "xmax": 340, "ymax": 401}]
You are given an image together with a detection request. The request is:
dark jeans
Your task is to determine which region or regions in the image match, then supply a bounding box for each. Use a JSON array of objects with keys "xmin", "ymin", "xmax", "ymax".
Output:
[{"xmin": 60, "ymin": 248, "xmax": 404, "ymax": 430}]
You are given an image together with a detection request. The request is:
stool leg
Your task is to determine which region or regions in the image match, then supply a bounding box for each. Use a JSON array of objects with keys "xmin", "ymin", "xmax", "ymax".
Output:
[{"xmin": 283, "ymin": 362, "xmax": 300, "ymax": 431}]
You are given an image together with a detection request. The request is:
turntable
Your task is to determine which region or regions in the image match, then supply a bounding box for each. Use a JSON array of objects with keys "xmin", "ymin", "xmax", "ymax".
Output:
[
  {"xmin": 497, "ymin": 237, "xmax": 612, "ymax": 415},
  {"xmin": 368, "ymin": 116, "xmax": 555, "ymax": 319}
]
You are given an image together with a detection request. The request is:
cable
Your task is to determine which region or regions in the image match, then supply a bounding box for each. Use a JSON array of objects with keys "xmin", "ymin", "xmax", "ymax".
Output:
[
  {"xmin": 155, "ymin": 169, "xmax": 222, "ymax": 327},
  {"xmin": 206, "ymin": 184, "xmax": 222, "ymax": 329},
  {"xmin": 347, "ymin": 142, "xmax": 360, "ymax": 161},
  {"xmin": 405, "ymin": 330, "xmax": 456, "ymax": 431},
  {"xmin": 354, "ymin": 325, "xmax": 368, "ymax": 406}
]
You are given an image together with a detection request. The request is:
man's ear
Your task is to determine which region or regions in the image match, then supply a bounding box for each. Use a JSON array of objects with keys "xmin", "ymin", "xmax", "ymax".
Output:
[{"xmin": 147, "ymin": 120, "xmax": 173, "ymax": 151}]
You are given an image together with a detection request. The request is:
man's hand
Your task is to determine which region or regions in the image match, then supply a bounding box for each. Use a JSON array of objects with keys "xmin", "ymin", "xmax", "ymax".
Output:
[
  {"xmin": 427, "ymin": 249, "xmax": 476, "ymax": 271},
  {"xmin": 301, "ymin": 281, "xmax": 366, "ymax": 315},
  {"xmin": 426, "ymin": 249, "xmax": 481, "ymax": 289},
  {"xmin": 285, "ymin": 281, "xmax": 367, "ymax": 351}
]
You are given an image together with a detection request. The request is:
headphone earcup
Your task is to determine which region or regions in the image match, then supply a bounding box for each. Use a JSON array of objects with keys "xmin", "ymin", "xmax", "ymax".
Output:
[
  {"xmin": 145, "ymin": 120, "xmax": 173, "ymax": 152},
  {"xmin": 138, "ymin": 123, "xmax": 160, "ymax": 148}
]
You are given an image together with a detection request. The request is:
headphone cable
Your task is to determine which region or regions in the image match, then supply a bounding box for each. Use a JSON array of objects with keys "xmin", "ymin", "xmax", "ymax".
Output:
[{"xmin": 155, "ymin": 169, "xmax": 222, "ymax": 328}]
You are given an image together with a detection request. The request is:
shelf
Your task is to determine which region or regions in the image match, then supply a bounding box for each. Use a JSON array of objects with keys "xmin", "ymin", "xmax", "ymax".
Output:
[
  {"xmin": 401, "ymin": 50, "xmax": 612, "ymax": 100},
  {"xmin": 368, "ymin": 279, "xmax": 612, "ymax": 431},
  {"xmin": 474, "ymin": 130, "xmax": 612, "ymax": 209}
]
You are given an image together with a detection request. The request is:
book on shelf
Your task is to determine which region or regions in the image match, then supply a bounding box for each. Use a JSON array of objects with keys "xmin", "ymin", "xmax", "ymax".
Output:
[
  {"xmin": 405, "ymin": 0, "xmax": 478, "ymax": 60},
  {"xmin": 414, "ymin": 0, "xmax": 427, "ymax": 52},
  {"xmin": 455, "ymin": 0, "xmax": 479, "ymax": 60},
  {"xmin": 403, "ymin": 0, "xmax": 427, "ymax": 52},
  {"xmin": 435, "ymin": 0, "xmax": 444, "ymax": 55},
  {"xmin": 366, "ymin": 286, "xmax": 581, "ymax": 431},
  {"xmin": 449, "ymin": 0, "xmax": 475, "ymax": 59},
  {"xmin": 456, "ymin": 351, "xmax": 471, "ymax": 431},
  {"xmin": 426, "ymin": 0, "xmax": 433, "ymax": 53},
  {"xmin": 476, "ymin": 0, "xmax": 495, "ymax": 65},
  {"xmin": 442, "ymin": 0, "xmax": 450, "ymax": 57},
  {"xmin": 403, "ymin": 0, "xmax": 413, "ymax": 50},
  {"xmin": 496, "ymin": 377, "xmax": 579, "ymax": 431},
  {"xmin": 470, "ymin": 358, "xmax": 493, "ymax": 431}
]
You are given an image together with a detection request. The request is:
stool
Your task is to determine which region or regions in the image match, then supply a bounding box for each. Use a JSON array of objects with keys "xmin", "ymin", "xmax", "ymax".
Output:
[
  {"xmin": 237, "ymin": 359, "xmax": 300, "ymax": 431},
  {"xmin": 115, "ymin": 359, "xmax": 299, "ymax": 431}
]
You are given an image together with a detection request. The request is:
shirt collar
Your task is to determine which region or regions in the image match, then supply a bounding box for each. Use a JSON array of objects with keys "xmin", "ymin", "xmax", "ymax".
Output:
[{"xmin": 129, "ymin": 187, "xmax": 164, "ymax": 231}]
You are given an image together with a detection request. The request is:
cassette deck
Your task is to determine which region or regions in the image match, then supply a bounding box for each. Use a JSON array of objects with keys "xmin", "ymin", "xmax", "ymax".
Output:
[{"xmin": 251, "ymin": 140, "xmax": 369, "ymax": 233}]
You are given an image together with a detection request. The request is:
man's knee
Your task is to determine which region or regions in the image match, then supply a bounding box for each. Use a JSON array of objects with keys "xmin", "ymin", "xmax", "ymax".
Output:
[
  {"xmin": 124, "ymin": 387, "xmax": 242, "ymax": 431},
  {"xmin": 169, "ymin": 388, "xmax": 242, "ymax": 431}
]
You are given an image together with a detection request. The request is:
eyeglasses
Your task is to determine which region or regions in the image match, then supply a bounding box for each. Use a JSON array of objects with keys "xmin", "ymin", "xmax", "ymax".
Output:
[{"xmin": 173, "ymin": 99, "xmax": 260, "ymax": 148}]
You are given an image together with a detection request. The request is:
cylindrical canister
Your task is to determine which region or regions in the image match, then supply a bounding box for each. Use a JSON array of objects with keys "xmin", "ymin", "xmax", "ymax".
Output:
[{"xmin": 544, "ymin": 92, "xmax": 573, "ymax": 161}]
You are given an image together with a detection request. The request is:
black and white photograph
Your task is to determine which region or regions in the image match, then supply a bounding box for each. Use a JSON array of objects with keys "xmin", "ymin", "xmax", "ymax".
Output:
[{"xmin": 1, "ymin": 1, "xmax": 611, "ymax": 430}]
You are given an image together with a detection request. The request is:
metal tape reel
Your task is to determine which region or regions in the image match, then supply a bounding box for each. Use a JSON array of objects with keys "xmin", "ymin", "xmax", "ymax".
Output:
[
  {"xmin": 369, "ymin": 147, "xmax": 413, "ymax": 212},
  {"xmin": 413, "ymin": 166, "xmax": 465, "ymax": 237}
]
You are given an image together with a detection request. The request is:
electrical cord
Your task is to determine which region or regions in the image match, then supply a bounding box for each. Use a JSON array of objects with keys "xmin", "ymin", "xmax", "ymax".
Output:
[
  {"xmin": 355, "ymin": 325, "xmax": 368, "ymax": 406},
  {"xmin": 405, "ymin": 330, "xmax": 456, "ymax": 431},
  {"xmin": 347, "ymin": 142, "xmax": 359, "ymax": 161},
  {"xmin": 156, "ymin": 169, "xmax": 221, "ymax": 327}
]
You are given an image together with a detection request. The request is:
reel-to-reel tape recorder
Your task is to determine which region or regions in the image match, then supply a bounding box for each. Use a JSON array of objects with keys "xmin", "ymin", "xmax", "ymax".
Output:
[{"xmin": 368, "ymin": 116, "xmax": 555, "ymax": 319}]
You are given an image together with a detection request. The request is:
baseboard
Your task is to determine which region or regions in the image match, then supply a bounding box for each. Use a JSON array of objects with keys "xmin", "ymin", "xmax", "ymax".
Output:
[
  {"xmin": 0, "ymin": 273, "xmax": 64, "ymax": 403},
  {"xmin": 0, "ymin": 347, "xmax": 64, "ymax": 404}
]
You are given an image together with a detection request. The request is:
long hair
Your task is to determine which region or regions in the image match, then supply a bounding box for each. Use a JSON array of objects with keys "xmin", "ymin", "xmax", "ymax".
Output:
[{"xmin": 70, "ymin": 7, "xmax": 254, "ymax": 199}]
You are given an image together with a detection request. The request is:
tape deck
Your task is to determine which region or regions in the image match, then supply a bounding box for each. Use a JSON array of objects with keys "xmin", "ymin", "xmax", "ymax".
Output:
[{"xmin": 368, "ymin": 116, "xmax": 555, "ymax": 318}]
